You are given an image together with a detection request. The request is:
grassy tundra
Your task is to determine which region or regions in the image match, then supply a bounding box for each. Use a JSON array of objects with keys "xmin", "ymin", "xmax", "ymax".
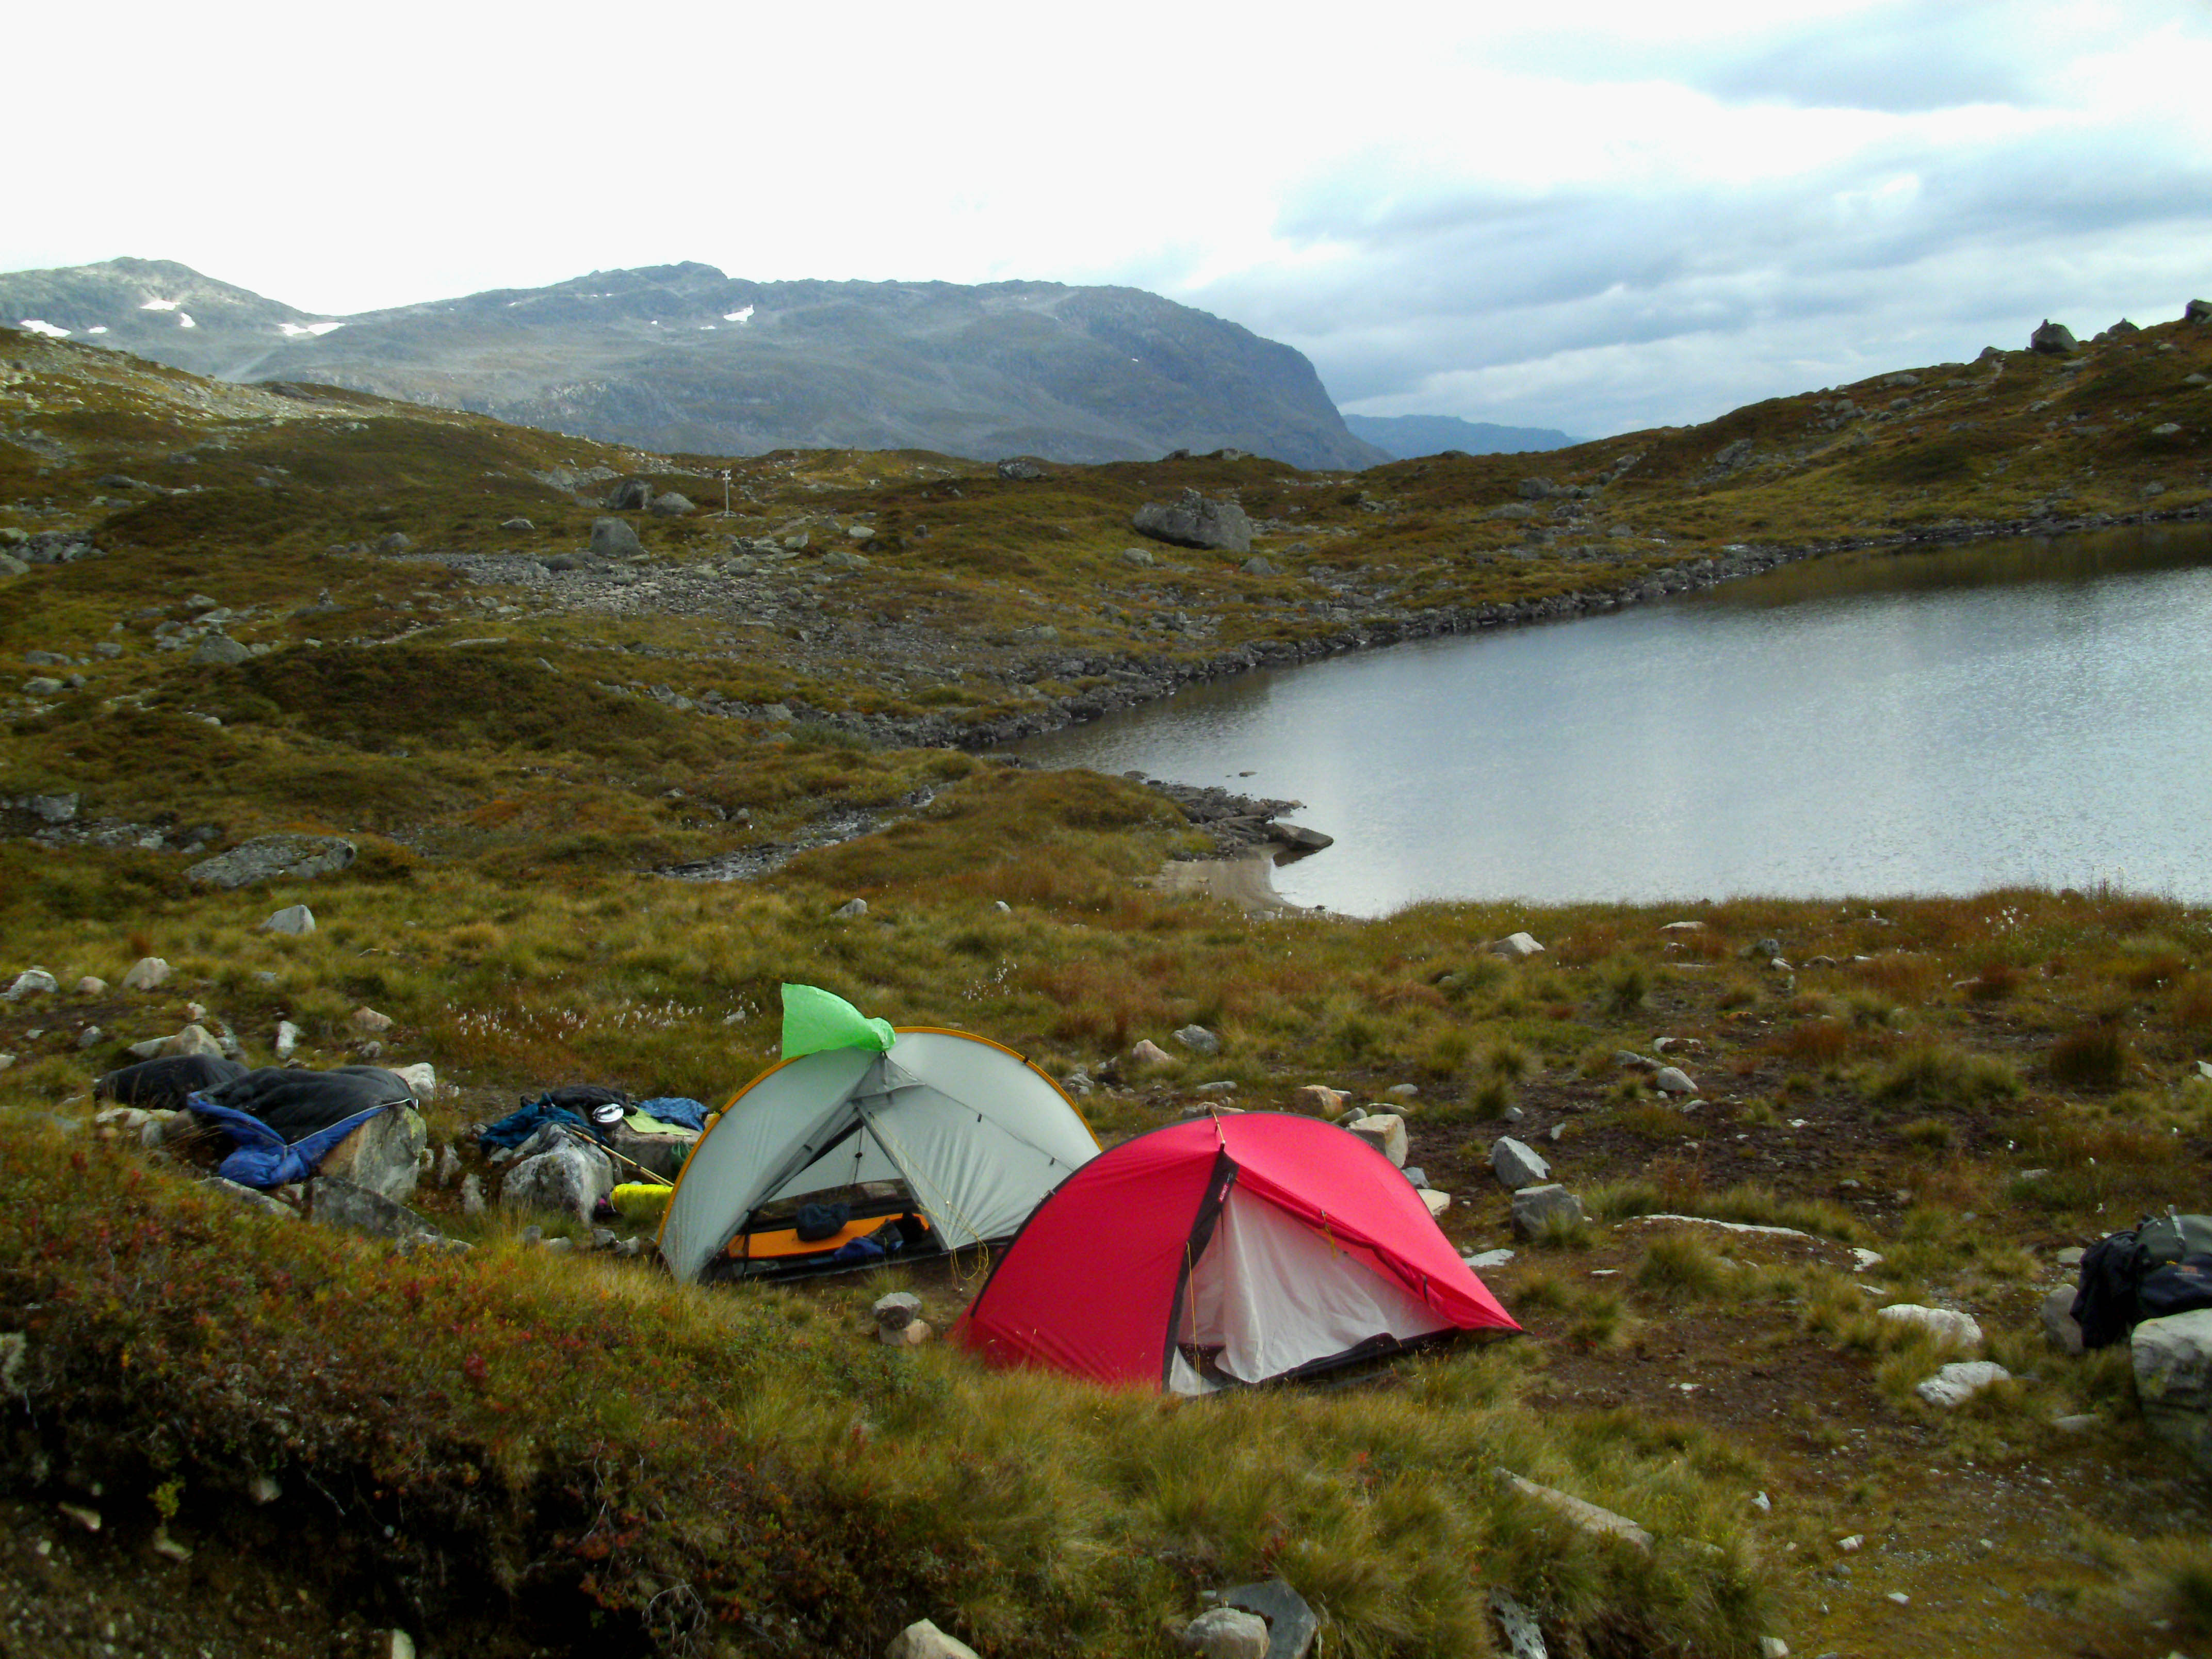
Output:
[{"xmin": 1, "ymin": 314, "xmax": 2209, "ymax": 1656}]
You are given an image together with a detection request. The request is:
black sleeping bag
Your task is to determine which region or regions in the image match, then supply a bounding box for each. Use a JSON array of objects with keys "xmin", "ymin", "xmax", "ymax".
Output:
[
  {"xmin": 201, "ymin": 1066, "xmax": 416, "ymax": 1142},
  {"xmin": 96, "ymin": 1054, "xmax": 250, "ymax": 1111}
]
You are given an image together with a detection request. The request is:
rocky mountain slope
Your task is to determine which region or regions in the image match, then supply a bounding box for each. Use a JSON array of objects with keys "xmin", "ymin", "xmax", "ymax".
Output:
[
  {"xmin": 0, "ymin": 258, "xmax": 1390, "ymax": 471},
  {"xmin": 1343, "ymin": 411, "xmax": 1583, "ymax": 458}
]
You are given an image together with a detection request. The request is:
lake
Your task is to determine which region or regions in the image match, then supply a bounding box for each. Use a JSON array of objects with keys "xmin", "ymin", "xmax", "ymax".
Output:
[{"xmin": 1009, "ymin": 522, "xmax": 2212, "ymax": 916}]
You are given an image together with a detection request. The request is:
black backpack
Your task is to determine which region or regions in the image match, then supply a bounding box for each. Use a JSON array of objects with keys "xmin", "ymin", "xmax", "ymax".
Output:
[
  {"xmin": 2137, "ymin": 1255, "xmax": 2212, "ymax": 1321},
  {"xmin": 2071, "ymin": 1212, "xmax": 2212, "ymax": 1348}
]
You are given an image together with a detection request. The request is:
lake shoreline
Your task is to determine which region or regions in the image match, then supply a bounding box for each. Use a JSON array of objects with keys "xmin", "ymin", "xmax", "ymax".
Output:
[{"xmin": 953, "ymin": 498, "xmax": 2212, "ymax": 755}]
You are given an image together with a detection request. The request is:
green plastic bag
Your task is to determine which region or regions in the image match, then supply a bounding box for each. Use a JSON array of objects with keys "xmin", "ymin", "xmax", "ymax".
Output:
[{"xmin": 780, "ymin": 983, "xmax": 895, "ymax": 1060}]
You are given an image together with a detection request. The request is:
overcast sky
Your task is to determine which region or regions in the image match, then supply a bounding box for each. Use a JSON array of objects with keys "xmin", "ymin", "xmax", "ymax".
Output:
[{"xmin": 11, "ymin": 0, "xmax": 2209, "ymax": 438}]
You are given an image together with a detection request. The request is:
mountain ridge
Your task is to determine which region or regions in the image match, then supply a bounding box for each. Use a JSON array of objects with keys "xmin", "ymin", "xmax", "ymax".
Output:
[
  {"xmin": 0, "ymin": 257, "xmax": 1391, "ymax": 471},
  {"xmin": 1342, "ymin": 411, "xmax": 1584, "ymax": 458}
]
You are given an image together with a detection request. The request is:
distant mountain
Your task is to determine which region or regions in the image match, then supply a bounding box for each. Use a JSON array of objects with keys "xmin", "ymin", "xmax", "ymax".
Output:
[
  {"xmin": 1343, "ymin": 412, "xmax": 1583, "ymax": 459},
  {"xmin": 0, "ymin": 259, "xmax": 1390, "ymax": 472}
]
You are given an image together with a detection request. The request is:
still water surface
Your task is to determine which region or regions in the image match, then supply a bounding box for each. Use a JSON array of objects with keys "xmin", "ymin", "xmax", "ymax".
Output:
[{"xmin": 1010, "ymin": 524, "xmax": 2212, "ymax": 915}]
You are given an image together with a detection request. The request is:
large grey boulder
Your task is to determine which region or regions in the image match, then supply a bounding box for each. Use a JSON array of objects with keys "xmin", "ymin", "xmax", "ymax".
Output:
[
  {"xmin": 2186, "ymin": 299, "xmax": 2211, "ymax": 324},
  {"xmin": 1133, "ymin": 490, "xmax": 1253, "ymax": 554},
  {"xmin": 310, "ymin": 1175, "xmax": 437, "ymax": 1241},
  {"xmin": 191, "ymin": 633, "xmax": 250, "ymax": 666},
  {"xmin": 316, "ymin": 1105, "xmax": 427, "ymax": 1200},
  {"xmin": 589, "ymin": 517, "xmax": 645, "ymax": 559},
  {"xmin": 1490, "ymin": 1137, "xmax": 1552, "ymax": 1191},
  {"xmin": 501, "ymin": 1141, "xmax": 614, "ymax": 1224},
  {"xmin": 604, "ymin": 478, "xmax": 652, "ymax": 511},
  {"xmin": 1510, "ymin": 1183, "xmax": 1584, "ymax": 1238},
  {"xmin": 2134, "ymin": 1309, "xmax": 2212, "ymax": 1473},
  {"xmin": 259, "ymin": 904, "xmax": 315, "ymax": 936},
  {"xmin": 647, "ymin": 492, "xmax": 695, "ymax": 516},
  {"xmin": 187, "ymin": 835, "xmax": 356, "ymax": 889},
  {"xmin": 2030, "ymin": 319, "xmax": 2079, "ymax": 355}
]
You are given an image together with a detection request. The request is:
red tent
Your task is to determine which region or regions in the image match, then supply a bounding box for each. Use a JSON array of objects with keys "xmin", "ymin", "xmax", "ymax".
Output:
[{"xmin": 954, "ymin": 1112, "xmax": 1520, "ymax": 1391}]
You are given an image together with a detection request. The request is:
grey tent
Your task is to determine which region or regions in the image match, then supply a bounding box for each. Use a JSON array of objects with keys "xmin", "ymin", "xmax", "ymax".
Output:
[{"xmin": 657, "ymin": 1028, "xmax": 1098, "ymax": 1282}]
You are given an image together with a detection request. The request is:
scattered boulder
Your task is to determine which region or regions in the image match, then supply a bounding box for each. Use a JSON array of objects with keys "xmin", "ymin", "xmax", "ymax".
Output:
[
  {"xmin": 75, "ymin": 977, "xmax": 106, "ymax": 996},
  {"xmin": 390, "ymin": 1061, "xmax": 436, "ymax": 1101},
  {"xmin": 608, "ymin": 1121, "xmax": 696, "ymax": 1180},
  {"xmin": 1497, "ymin": 1469, "xmax": 1651, "ymax": 1552},
  {"xmin": 1489, "ymin": 1136, "xmax": 1552, "ymax": 1190},
  {"xmin": 1119, "ymin": 546, "xmax": 1157, "ymax": 568},
  {"xmin": 274, "ymin": 1020, "xmax": 302, "ymax": 1061},
  {"xmin": 187, "ymin": 835, "xmax": 355, "ymax": 889},
  {"xmin": 3, "ymin": 968, "xmax": 57, "ymax": 1002},
  {"xmin": 500, "ymin": 516, "xmax": 534, "ymax": 531},
  {"xmin": 1344, "ymin": 1113, "xmax": 1408, "ymax": 1167},
  {"xmin": 1291, "ymin": 1084, "xmax": 1347, "ymax": 1117},
  {"xmin": 2030, "ymin": 319, "xmax": 2078, "ymax": 355},
  {"xmin": 500, "ymin": 1141, "xmax": 614, "ymax": 1224},
  {"xmin": 885, "ymin": 1620, "xmax": 980, "ymax": 1659},
  {"xmin": 2042, "ymin": 1286, "xmax": 2085, "ymax": 1356},
  {"xmin": 1652, "ymin": 1066, "xmax": 1697, "ymax": 1096},
  {"xmin": 1489, "ymin": 932, "xmax": 1546, "ymax": 961},
  {"xmin": 1878, "ymin": 1304, "xmax": 1983, "ymax": 1347},
  {"xmin": 310, "ymin": 1175, "xmax": 437, "ymax": 1242},
  {"xmin": 648, "ymin": 492, "xmax": 695, "ymax": 516},
  {"xmin": 315, "ymin": 1106, "xmax": 427, "ymax": 1201},
  {"xmin": 1221, "ymin": 1578, "xmax": 1318, "ymax": 1659},
  {"xmin": 349, "ymin": 1006, "xmax": 394, "ymax": 1035},
  {"xmin": 834, "ymin": 898, "xmax": 868, "ymax": 919},
  {"xmin": 1129, "ymin": 1039, "xmax": 1173, "ymax": 1067},
  {"xmin": 136, "ymin": 1024, "xmax": 224, "ymax": 1061},
  {"xmin": 1510, "ymin": 1183, "xmax": 1584, "ymax": 1238},
  {"xmin": 1174, "ymin": 1024, "xmax": 1221, "ymax": 1057},
  {"xmin": 2187, "ymin": 299, "xmax": 2211, "ymax": 324},
  {"xmin": 259, "ymin": 904, "xmax": 315, "ymax": 937},
  {"xmin": 1179, "ymin": 1607, "xmax": 1269, "ymax": 1659},
  {"xmin": 1916, "ymin": 1360, "xmax": 2012, "ymax": 1408},
  {"xmin": 1132, "ymin": 490, "xmax": 1254, "ymax": 554},
  {"xmin": 996, "ymin": 458, "xmax": 1045, "ymax": 481},
  {"xmin": 2134, "ymin": 1309, "xmax": 2212, "ymax": 1473},
  {"xmin": 1490, "ymin": 1589, "xmax": 1547, "ymax": 1659},
  {"xmin": 604, "ymin": 478, "xmax": 652, "ymax": 511},
  {"xmin": 120, "ymin": 956, "xmax": 172, "ymax": 992},
  {"xmin": 190, "ymin": 633, "xmax": 250, "ymax": 666},
  {"xmin": 589, "ymin": 517, "xmax": 645, "ymax": 559},
  {"xmin": 203, "ymin": 1177, "xmax": 295, "ymax": 1220},
  {"xmin": 874, "ymin": 1292, "xmax": 933, "ymax": 1347}
]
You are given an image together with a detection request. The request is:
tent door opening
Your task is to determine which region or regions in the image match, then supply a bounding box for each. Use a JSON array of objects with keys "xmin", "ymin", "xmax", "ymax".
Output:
[{"xmin": 1169, "ymin": 1185, "xmax": 1458, "ymax": 1394}]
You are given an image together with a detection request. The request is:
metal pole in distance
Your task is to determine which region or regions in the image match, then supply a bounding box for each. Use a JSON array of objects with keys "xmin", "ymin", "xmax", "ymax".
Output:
[{"xmin": 720, "ymin": 468, "xmax": 732, "ymax": 517}]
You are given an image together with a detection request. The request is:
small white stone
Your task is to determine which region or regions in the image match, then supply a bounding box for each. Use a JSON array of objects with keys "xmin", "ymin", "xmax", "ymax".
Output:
[{"xmin": 1837, "ymin": 1534, "xmax": 1862, "ymax": 1552}]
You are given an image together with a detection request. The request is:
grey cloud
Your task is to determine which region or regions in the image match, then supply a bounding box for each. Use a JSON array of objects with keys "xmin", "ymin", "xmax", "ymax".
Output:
[
  {"xmin": 1160, "ymin": 110, "xmax": 2212, "ymax": 436},
  {"xmin": 1687, "ymin": 0, "xmax": 2043, "ymax": 113}
]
